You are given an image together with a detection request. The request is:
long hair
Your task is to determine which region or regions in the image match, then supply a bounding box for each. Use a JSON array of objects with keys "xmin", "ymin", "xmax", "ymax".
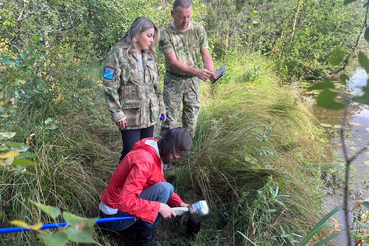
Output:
[
  {"xmin": 116, "ymin": 17, "xmax": 159, "ymax": 63},
  {"xmin": 158, "ymin": 128, "xmax": 192, "ymax": 164}
]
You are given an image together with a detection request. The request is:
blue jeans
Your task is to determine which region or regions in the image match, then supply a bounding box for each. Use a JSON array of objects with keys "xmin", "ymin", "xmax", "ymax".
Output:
[{"xmin": 100, "ymin": 182, "xmax": 174, "ymax": 231}]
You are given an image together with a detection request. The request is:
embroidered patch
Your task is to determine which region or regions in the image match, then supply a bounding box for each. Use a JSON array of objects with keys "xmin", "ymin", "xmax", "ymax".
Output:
[
  {"xmin": 103, "ymin": 66, "xmax": 115, "ymax": 80},
  {"xmin": 147, "ymin": 60, "xmax": 155, "ymax": 64},
  {"xmin": 148, "ymin": 57, "xmax": 153, "ymax": 61},
  {"xmin": 121, "ymin": 58, "xmax": 129, "ymax": 62}
]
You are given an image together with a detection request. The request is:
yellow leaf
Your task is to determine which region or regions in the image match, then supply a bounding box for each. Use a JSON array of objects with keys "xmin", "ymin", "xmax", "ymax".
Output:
[
  {"xmin": 356, "ymin": 201, "xmax": 362, "ymax": 206},
  {"xmin": 0, "ymin": 151, "xmax": 20, "ymax": 159},
  {"xmin": 28, "ymin": 222, "xmax": 43, "ymax": 231},
  {"xmin": 10, "ymin": 220, "xmax": 29, "ymax": 227},
  {"xmin": 333, "ymin": 218, "xmax": 338, "ymax": 223},
  {"xmin": 26, "ymin": 134, "xmax": 35, "ymax": 144}
]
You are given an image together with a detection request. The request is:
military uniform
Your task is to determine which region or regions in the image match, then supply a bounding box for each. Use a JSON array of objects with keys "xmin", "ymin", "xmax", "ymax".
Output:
[
  {"xmin": 103, "ymin": 42, "xmax": 165, "ymax": 130},
  {"xmin": 159, "ymin": 21, "xmax": 209, "ymax": 137},
  {"xmin": 103, "ymin": 42, "xmax": 165, "ymax": 163}
]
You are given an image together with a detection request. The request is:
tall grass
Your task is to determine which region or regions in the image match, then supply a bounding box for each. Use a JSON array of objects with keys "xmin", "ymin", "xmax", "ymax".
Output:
[
  {"xmin": 166, "ymin": 53, "xmax": 332, "ymax": 245},
  {"xmin": 0, "ymin": 65, "xmax": 118, "ymax": 245}
]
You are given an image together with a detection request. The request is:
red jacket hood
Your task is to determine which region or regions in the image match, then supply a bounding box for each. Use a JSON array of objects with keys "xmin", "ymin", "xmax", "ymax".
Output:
[{"xmin": 100, "ymin": 138, "xmax": 183, "ymax": 224}]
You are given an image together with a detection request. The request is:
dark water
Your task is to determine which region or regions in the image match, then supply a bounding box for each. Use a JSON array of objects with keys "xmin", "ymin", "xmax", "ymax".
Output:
[{"xmin": 312, "ymin": 67, "xmax": 369, "ymax": 245}]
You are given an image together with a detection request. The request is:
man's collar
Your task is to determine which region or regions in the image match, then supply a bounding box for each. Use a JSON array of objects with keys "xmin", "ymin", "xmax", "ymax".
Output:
[{"xmin": 170, "ymin": 21, "xmax": 191, "ymax": 32}]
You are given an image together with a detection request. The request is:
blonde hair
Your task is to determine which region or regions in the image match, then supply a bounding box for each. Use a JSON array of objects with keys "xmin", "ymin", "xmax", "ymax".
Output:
[{"xmin": 117, "ymin": 17, "xmax": 159, "ymax": 63}]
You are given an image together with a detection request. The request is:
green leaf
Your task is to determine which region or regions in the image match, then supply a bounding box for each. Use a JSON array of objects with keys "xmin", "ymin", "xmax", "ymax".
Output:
[
  {"xmin": 9, "ymin": 143, "xmax": 29, "ymax": 152},
  {"xmin": 63, "ymin": 212, "xmax": 97, "ymax": 228},
  {"xmin": 329, "ymin": 47, "xmax": 344, "ymax": 65},
  {"xmin": 31, "ymin": 201, "xmax": 61, "ymax": 219},
  {"xmin": 34, "ymin": 36, "xmax": 41, "ymax": 42},
  {"xmin": 0, "ymin": 58, "xmax": 15, "ymax": 65},
  {"xmin": 358, "ymin": 52, "xmax": 369, "ymax": 74},
  {"xmin": 316, "ymin": 90, "xmax": 345, "ymax": 110},
  {"xmin": 20, "ymin": 151, "xmax": 35, "ymax": 158},
  {"xmin": 63, "ymin": 227, "xmax": 95, "ymax": 243},
  {"xmin": 45, "ymin": 118, "xmax": 53, "ymax": 124},
  {"xmin": 12, "ymin": 159, "xmax": 38, "ymax": 166},
  {"xmin": 352, "ymin": 89, "xmax": 369, "ymax": 105},
  {"xmin": 38, "ymin": 232, "xmax": 68, "ymax": 246},
  {"xmin": 344, "ymin": 0, "xmax": 357, "ymax": 4},
  {"xmin": 299, "ymin": 204, "xmax": 344, "ymax": 246},
  {"xmin": 358, "ymin": 221, "xmax": 369, "ymax": 229},
  {"xmin": 313, "ymin": 231, "xmax": 345, "ymax": 246},
  {"xmin": 366, "ymin": 128, "xmax": 369, "ymax": 132},
  {"xmin": 339, "ymin": 74, "xmax": 349, "ymax": 85},
  {"xmin": 0, "ymin": 132, "xmax": 16, "ymax": 139},
  {"xmin": 307, "ymin": 81, "xmax": 335, "ymax": 90},
  {"xmin": 361, "ymin": 201, "xmax": 369, "ymax": 211}
]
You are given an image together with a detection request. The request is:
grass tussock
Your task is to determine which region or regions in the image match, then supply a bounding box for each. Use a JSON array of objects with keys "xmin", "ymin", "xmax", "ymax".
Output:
[{"xmin": 166, "ymin": 53, "xmax": 332, "ymax": 245}]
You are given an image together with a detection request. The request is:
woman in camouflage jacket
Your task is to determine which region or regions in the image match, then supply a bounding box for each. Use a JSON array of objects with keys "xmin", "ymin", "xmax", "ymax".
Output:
[{"xmin": 103, "ymin": 17, "xmax": 166, "ymax": 163}]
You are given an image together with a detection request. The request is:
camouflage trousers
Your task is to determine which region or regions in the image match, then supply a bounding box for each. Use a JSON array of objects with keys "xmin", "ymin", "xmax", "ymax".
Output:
[{"xmin": 160, "ymin": 73, "xmax": 201, "ymax": 138}]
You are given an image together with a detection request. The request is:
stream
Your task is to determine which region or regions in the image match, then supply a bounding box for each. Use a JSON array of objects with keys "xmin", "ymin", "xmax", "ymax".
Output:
[{"xmin": 311, "ymin": 67, "xmax": 369, "ymax": 245}]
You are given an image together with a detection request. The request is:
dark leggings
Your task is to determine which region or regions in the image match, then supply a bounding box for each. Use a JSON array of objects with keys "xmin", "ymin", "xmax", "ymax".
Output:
[{"xmin": 119, "ymin": 125, "xmax": 154, "ymax": 164}]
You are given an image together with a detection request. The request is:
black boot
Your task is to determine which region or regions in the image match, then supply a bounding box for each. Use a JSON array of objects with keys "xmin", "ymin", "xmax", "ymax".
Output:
[{"xmin": 135, "ymin": 223, "xmax": 164, "ymax": 246}]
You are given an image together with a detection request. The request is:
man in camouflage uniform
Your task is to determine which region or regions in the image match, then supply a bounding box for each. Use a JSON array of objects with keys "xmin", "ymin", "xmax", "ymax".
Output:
[{"xmin": 159, "ymin": 0, "xmax": 215, "ymax": 138}]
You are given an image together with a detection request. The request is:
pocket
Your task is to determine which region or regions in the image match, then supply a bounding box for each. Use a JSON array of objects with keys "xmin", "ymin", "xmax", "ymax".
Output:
[
  {"xmin": 122, "ymin": 101, "xmax": 142, "ymax": 126},
  {"xmin": 120, "ymin": 62, "xmax": 139, "ymax": 85},
  {"xmin": 150, "ymin": 99, "xmax": 159, "ymax": 123},
  {"xmin": 121, "ymin": 85, "xmax": 140, "ymax": 100},
  {"xmin": 146, "ymin": 63, "xmax": 158, "ymax": 83}
]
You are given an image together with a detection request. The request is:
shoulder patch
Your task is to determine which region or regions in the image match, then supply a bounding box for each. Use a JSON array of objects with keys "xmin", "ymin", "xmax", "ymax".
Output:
[{"xmin": 103, "ymin": 66, "xmax": 115, "ymax": 80}]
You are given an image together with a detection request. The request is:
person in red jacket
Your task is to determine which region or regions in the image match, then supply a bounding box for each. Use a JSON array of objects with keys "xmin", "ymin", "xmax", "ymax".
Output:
[{"xmin": 99, "ymin": 127, "xmax": 192, "ymax": 246}]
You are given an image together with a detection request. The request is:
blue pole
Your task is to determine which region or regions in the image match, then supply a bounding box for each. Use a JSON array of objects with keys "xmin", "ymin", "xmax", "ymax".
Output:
[{"xmin": 0, "ymin": 216, "xmax": 135, "ymax": 234}]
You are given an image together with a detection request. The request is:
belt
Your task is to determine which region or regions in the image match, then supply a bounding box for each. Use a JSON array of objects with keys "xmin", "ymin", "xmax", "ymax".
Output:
[{"xmin": 166, "ymin": 71, "xmax": 195, "ymax": 79}]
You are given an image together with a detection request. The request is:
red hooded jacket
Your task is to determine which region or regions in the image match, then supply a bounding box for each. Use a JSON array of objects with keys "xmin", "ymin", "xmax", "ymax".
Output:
[{"xmin": 101, "ymin": 138, "xmax": 184, "ymax": 224}]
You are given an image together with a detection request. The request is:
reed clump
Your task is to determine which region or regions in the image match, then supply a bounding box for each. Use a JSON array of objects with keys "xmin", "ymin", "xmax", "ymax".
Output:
[{"xmin": 166, "ymin": 54, "xmax": 331, "ymax": 245}]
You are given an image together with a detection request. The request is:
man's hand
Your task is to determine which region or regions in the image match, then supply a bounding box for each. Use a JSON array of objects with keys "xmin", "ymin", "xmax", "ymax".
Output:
[
  {"xmin": 115, "ymin": 119, "xmax": 126, "ymax": 129},
  {"xmin": 208, "ymin": 71, "xmax": 217, "ymax": 83},
  {"xmin": 195, "ymin": 69, "xmax": 214, "ymax": 81},
  {"xmin": 159, "ymin": 203, "xmax": 176, "ymax": 218}
]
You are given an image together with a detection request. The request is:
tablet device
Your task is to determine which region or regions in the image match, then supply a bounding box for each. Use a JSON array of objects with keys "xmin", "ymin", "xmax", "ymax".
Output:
[{"xmin": 212, "ymin": 65, "xmax": 226, "ymax": 84}]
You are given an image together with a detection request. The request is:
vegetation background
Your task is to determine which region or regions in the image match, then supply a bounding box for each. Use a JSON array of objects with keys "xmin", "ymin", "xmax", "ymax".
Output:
[{"xmin": 0, "ymin": 0, "xmax": 366, "ymax": 245}]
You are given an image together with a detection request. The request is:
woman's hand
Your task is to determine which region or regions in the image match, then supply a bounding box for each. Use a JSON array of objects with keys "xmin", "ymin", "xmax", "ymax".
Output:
[
  {"xmin": 159, "ymin": 112, "xmax": 166, "ymax": 122},
  {"xmin": 180, "ymin": 202, "xmax": 190, "ymax": 207},
  {"xmin": 159, "ymin": 203, "xmax": 176, "ymax": 218},
  {"xmin": 115, "ymin": 119, "xmax": 126, "ymax": 129}
]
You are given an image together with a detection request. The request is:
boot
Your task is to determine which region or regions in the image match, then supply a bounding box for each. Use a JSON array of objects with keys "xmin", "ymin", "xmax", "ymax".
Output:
[{"xmin": 135, "ymin": 223, "xmax": 164, "ymax": 246}]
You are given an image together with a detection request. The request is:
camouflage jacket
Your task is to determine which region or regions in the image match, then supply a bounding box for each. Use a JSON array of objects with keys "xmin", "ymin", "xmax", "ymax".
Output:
[
  {"xmin": 103, "ymin": 43, "xmax": 165, "ymax": 129},
  {"xmin": 159, "ymin": 21, "xmax": 209, "ymax": 75}
]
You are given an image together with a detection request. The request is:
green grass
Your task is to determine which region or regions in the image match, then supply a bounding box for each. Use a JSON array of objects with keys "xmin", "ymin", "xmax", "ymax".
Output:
[{"xmin": 164, "ymin": 53, "xmax": 333, "ymax": 245}]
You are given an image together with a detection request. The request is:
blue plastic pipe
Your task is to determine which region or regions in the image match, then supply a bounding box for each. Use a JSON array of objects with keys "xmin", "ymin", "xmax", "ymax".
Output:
[{"xmin": 0, "ymin": 216, "xmax": 135, "ymax": 234}]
